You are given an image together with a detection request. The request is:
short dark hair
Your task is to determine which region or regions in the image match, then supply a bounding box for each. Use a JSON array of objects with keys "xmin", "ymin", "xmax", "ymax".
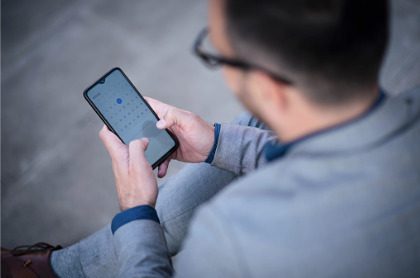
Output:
[{"xmin": 224, "ymin": 0, "xmax": 389, "ymax": 105}]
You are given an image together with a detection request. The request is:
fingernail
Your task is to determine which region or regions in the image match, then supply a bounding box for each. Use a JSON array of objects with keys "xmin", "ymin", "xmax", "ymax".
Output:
[{"xmin": 156, "ymin": 120, "xmax": 166, "ymax": 129}]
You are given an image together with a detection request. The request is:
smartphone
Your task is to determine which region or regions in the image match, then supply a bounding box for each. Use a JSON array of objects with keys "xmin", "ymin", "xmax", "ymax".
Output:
[{"xmin": 83, "ymin": 67, "xmax": 178, "ymax": 169}]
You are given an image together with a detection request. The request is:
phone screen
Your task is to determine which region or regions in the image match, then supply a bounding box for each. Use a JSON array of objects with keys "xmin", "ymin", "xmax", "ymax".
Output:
[{"xmin": 84, "ymin": 68, "xmax": 177, "ymax": 168}]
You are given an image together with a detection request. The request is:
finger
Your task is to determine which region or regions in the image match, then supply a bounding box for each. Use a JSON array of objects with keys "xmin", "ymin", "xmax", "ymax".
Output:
[
  {"xmin": 128, "ymin": 138, "xmax": 150, "ymax": 171},
  {"xmin": 158, "ymin": 158, "xmax": 171, "ymax": 178},
  {"xmin": 99, "ymin": 125, "xmax": 126, "ymax": 160}
]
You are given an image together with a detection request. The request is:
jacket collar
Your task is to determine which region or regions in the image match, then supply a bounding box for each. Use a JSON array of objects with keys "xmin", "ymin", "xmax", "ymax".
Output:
[{"xmin": 264, "ymin": 89, "xmax": 417, "ymax": 162}]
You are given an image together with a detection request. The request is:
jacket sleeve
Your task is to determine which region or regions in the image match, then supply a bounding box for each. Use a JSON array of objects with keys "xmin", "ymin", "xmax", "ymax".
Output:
[
  {"xmin": 211, "ymin": 123, "xmax": 276, "ymax": 175},
  {"xmin": 113, "ymin": 220, "xmax": 173, "ymax": 278},
  {"xmin": 112, "ymin": 205, "xmax": 242, "ymax": 278}
]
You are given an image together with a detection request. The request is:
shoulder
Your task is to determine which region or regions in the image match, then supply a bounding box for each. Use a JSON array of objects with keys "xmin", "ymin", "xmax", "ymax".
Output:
[
  {"xmin": 394, "ymin": 85, "xmax": 420, "ymax": 107},
  {"xmin": 203, "ymin": 136, "xmax": 420, "ymax": 231},
  {"xmin": 399, "ymin": 85, "xmax": 420, "ymax": 97}
]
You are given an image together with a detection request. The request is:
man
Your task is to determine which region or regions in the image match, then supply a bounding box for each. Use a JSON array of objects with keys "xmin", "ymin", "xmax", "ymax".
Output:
[{"xmin": 3, "ymin": 0, "xmax": 420, "ymax": 277}]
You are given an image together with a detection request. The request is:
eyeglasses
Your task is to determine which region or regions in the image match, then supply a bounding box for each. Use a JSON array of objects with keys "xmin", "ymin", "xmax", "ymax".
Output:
[{"xmin": 193, "ymin": 28, "xmax": 293, "ymax": 85}]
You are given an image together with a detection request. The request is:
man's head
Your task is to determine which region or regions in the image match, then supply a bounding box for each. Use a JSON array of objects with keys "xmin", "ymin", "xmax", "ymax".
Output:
[{"xmin": 208, "ymin": 0, "xmax": 388, "ymax": 140}]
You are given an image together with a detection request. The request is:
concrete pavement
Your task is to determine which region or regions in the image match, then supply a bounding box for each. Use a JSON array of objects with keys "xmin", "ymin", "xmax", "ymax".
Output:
[{"xmin": 1, "ymin": 0, "xmax": 242, "ymax": 247}]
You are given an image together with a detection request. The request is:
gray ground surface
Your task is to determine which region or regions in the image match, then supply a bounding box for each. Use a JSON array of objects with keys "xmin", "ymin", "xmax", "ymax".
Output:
[
  {"xmin": 1, "ymin": 0, "xmax": 242, "ymax": 247},
  {"xmin": 1, "ymin": 0, "xmax": 419, "ymax": 247}
]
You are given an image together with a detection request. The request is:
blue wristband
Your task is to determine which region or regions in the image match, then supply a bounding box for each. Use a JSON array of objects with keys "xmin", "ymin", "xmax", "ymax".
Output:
[
  {"xmin": 111, "ymin": 205, "xmax": 160, "ymax": 234},
  {"xmin": 205, "ymin": 123, "xmax": 221, "ymax": 164}
]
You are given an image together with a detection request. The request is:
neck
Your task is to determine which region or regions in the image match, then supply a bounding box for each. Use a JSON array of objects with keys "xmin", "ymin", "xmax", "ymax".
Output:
[{"xmin": 274, "ymin": 90, "xmax": 380, "ymax": 143}]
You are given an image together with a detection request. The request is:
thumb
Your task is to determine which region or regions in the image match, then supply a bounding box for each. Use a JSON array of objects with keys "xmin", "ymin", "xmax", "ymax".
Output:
[
  {"xmin": 156, "ymin": 119, "xmax": 169, "ymax": 129},
  {"xmin": 128, "ymin": 138, "xmax": 150, "ymax": 169},
  {"xmin": 156, "ymin": 108, "xmax": 179, "ymax": 130}
]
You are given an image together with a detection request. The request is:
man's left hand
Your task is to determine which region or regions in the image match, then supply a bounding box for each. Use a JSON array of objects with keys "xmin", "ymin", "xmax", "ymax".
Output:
[{"xmin": 99, "ymin": 125, "xmax": 158, "ymax": 211}]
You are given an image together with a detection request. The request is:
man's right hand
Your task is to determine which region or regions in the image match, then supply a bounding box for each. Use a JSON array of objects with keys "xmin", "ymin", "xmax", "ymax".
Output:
[{"xmin": 144, "ymin": 97, "xmax": 215, "ymax": 178}]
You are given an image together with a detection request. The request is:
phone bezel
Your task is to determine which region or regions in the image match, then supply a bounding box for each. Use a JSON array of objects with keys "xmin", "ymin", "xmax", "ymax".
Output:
[{"xmin": 83, "ymin": 67, "xmax": 179, "ymax": 169}]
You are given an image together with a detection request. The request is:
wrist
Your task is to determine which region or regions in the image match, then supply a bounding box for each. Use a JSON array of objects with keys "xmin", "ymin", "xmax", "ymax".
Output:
[{"xmin": 119, "ymin": 196, "xmax": 156, "ymax": 211}]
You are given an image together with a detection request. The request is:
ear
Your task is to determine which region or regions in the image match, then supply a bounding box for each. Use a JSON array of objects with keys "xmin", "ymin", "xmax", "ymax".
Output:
[{"xmin": 249, "ymin": 71, "xmax": 290, "ymax": 114}]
